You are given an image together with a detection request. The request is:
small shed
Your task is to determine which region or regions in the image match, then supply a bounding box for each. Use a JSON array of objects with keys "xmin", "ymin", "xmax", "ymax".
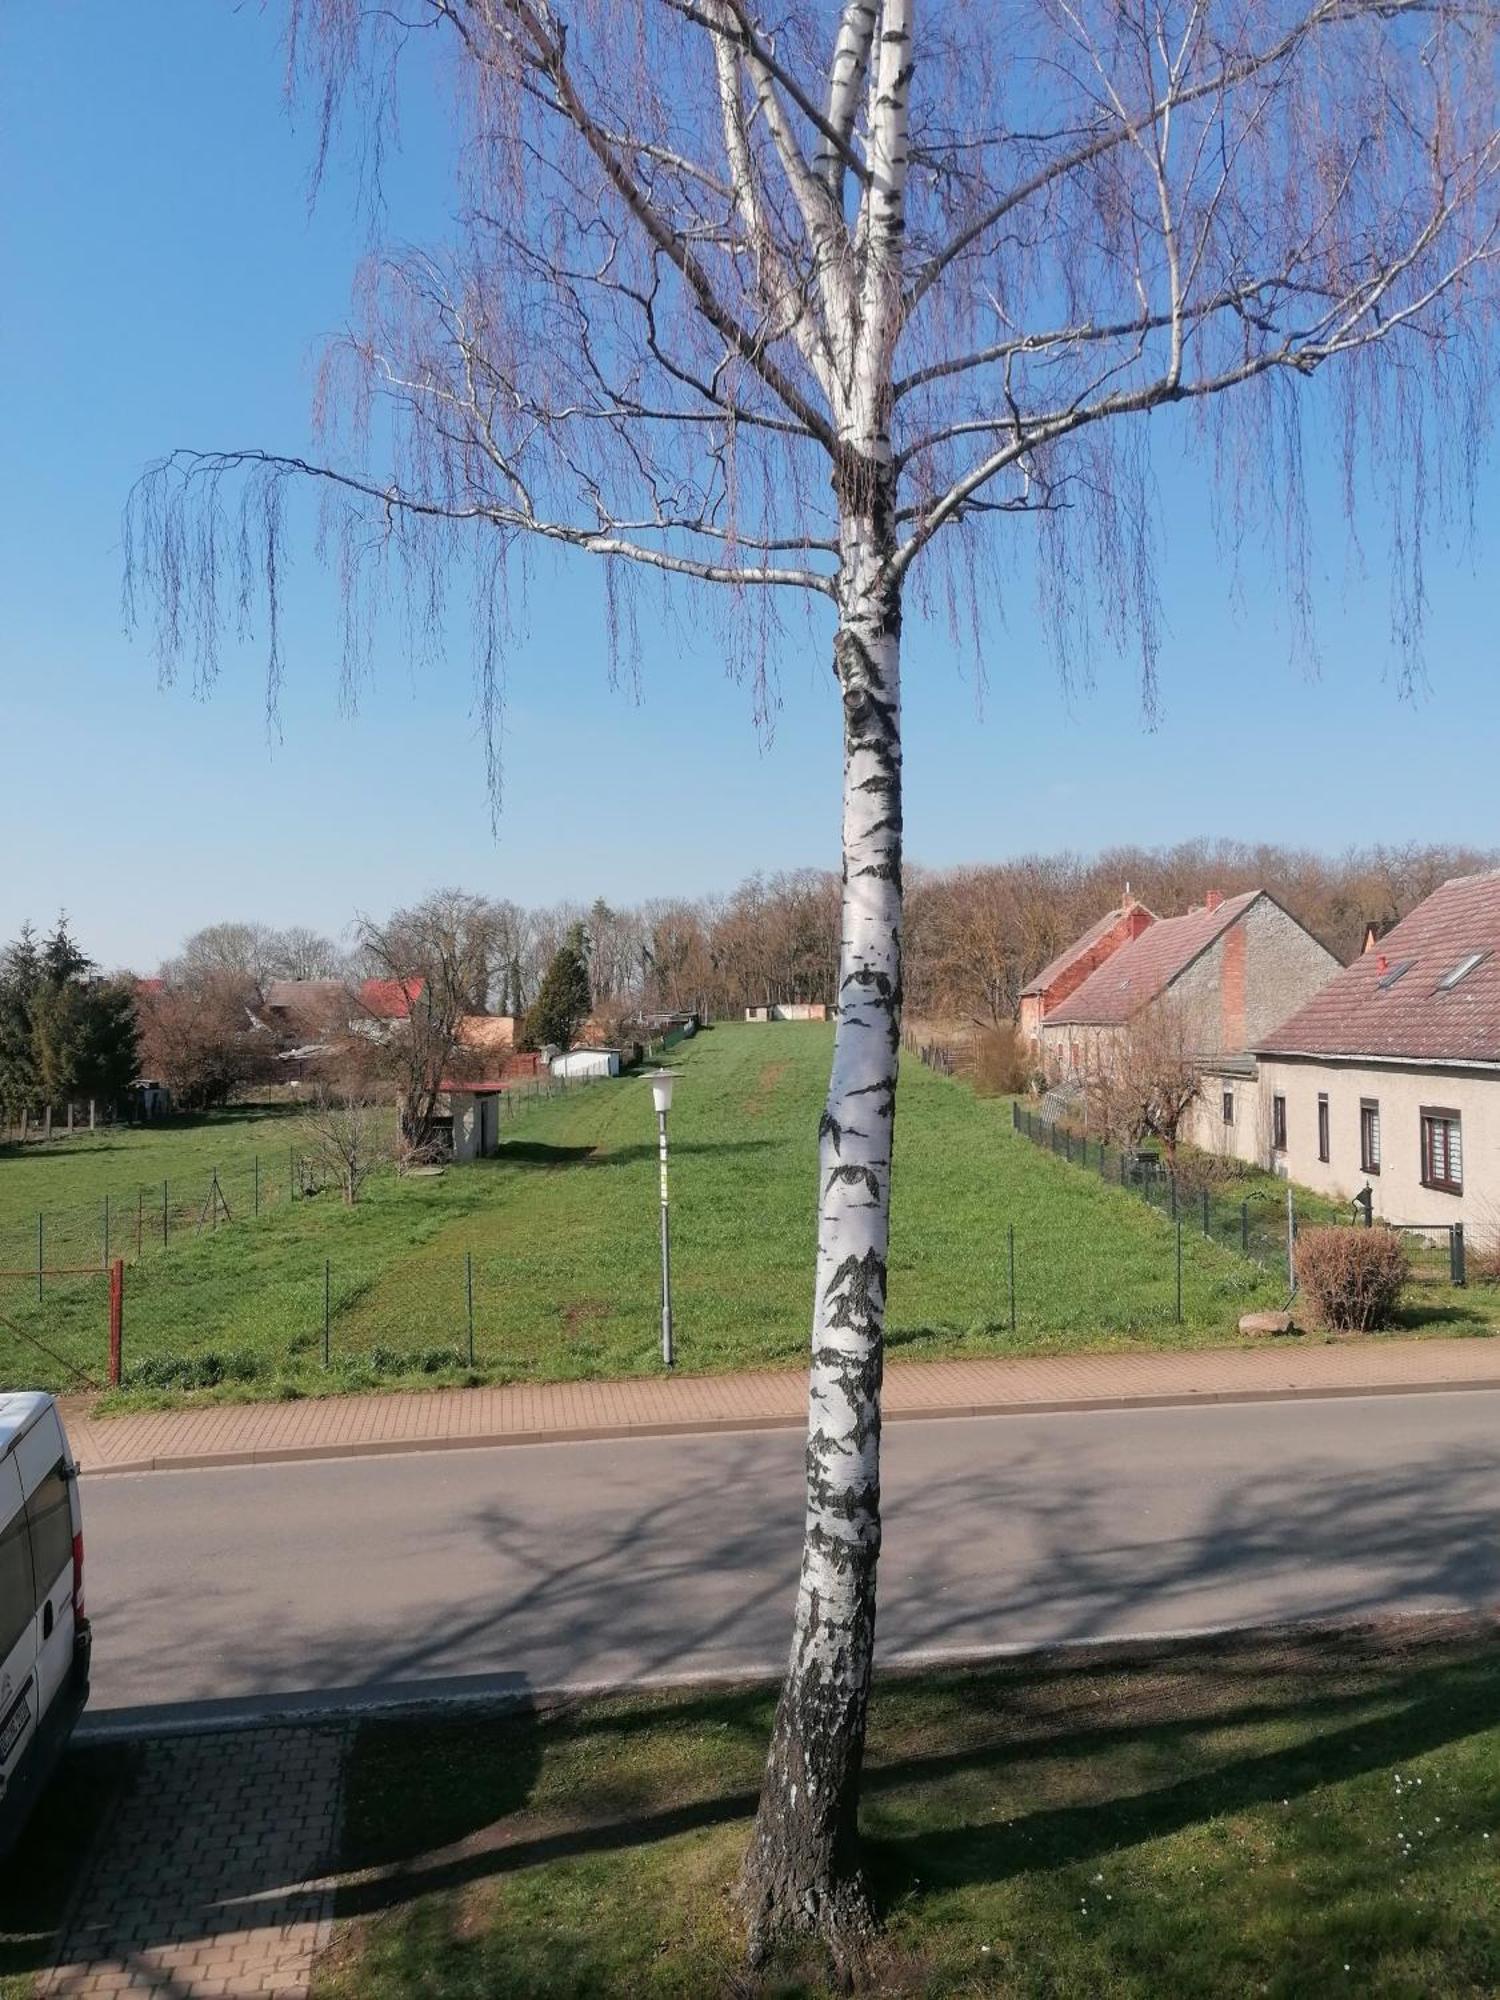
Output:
[
  {"xmin": 550, "ymin": 1048, "xmax": 622, "ymax": 1080},
  {"xmin": 443, "ymin": 1080, "xmax": 508, "ymax": 1161}
]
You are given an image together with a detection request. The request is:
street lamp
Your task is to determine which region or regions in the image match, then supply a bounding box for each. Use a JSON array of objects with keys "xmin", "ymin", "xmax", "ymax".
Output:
[{"xmin": 647, "ymin": 1069, "xmax": 682, "ymax": 1366}]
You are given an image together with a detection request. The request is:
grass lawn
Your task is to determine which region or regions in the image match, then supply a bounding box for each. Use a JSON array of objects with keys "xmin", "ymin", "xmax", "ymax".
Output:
[
  {"xmin": 312, "ymin": 1617, "xmax": 1500, "ymax": 1998},
  {"xmin": 0, "ymin": 1104, "xmax": 310, "ymax": 1265},
  {"xmin": 2, "ymin": 1024, "xmax": 1494, "ymax": 1402}
]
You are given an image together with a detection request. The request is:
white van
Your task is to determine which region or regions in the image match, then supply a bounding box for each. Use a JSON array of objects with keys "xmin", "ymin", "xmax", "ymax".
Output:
[{"xmin": 0, "ymin": 1393, "xmax": 90, "ymax": 1854}]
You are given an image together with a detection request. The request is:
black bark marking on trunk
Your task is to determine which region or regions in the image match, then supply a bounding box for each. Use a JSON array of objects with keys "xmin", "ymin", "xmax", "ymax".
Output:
[{"xmin": 824, "ymin": 1162, "xmax": 882, "ymax": 1204}]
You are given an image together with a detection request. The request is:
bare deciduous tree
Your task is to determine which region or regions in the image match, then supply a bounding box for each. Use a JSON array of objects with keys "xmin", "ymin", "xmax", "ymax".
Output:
[
  {"xmin": 300, "ymin": 1077, "xmax": 386, "ymax": 1204},
  {"xmin": 127, "ymin": 0, "xmax": 1500, "ymax": 1960},
  {"xmin": 1084, "ymin": 998, "xmax": 1204, "ymax": 1165},
  {"xmin": 358, "ymin": 898, "xmax": 483, "ymax": 1156},
  {"xmin": 298, "ymin": 1024, "xmax": 394, "ymax": 1192},
  {"xmin": 136, "ymin": 969, "xmax": 271, "ymax": 1110}
]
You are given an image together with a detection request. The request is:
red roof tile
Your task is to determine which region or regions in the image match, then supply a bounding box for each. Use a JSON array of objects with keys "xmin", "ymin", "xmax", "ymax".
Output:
[
  {"xmin": 1257, "ymin": 871, "xmax": 1500, "ymax": 1064},
  {"xmin": 1044, "ymin": 891, "xmax": 1261, "ymax": 1026},
  {"xmin": 1020, "ymin": 901, "xmax": 1157, "ymax": 998},
  {"xmin": 360, "ymin": 977, "xmax": 425, "ymax": 1020}
]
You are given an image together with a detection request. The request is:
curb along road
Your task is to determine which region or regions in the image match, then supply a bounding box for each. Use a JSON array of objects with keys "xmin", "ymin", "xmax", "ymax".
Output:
[{"xmin": 75, "ymin": 1369, "xmax": 1500, "ymax": 1476}]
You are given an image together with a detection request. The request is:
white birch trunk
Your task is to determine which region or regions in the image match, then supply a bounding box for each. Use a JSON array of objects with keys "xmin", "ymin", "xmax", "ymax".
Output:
[
  {"xmin": 740, "ymin": 497, "xmax": 904, "ymax": 1966},
  {"xmin": 740, "ymin": 0, "xmax": 914, "ymax": 1957}
]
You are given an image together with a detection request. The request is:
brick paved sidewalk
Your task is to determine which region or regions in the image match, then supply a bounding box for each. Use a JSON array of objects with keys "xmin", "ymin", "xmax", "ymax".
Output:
[
  {"xmin": 61, "ymin": 1335, "xmax": 1500, "ymax": 1477},
  {"xmin": 39, "ymin": 1727, "xmax": 344, "ymax": 1999}
]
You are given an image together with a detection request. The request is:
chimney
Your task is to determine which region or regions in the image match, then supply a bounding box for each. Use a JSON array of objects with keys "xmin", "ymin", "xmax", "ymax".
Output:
[
  {"xmin": 1121, "ymin": 885, "xmax": 1135, "ymax": 912},
  {"xmin": 1204, "ymin": 890, "xmax": 1223, "ymax": 913}
]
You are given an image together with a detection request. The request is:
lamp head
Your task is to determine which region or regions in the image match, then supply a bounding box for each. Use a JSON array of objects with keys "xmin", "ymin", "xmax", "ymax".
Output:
[{"xmin": 648, "ymin": 1069, "xmax": 681, "ymax": 1116}]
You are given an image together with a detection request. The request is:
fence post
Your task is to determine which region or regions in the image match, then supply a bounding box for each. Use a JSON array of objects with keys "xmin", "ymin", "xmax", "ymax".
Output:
[
  {"xmin": 466, "ymin": 1250, "xmax": 475, "ymax": 1365},
  {"xmin": 1175, "ymin": 1217, "xmax": 1184, "ymax": 1324},
  {"xmin": 108, "ymin": 1258, "xmax": 124, "ymax": 1387},
  {"xmin": 323, "ymin": 1260, "xmax": 332, "ymax": 1367},
  {"xmin": 1286, "ymin": 1185, "xmax": 1296, "ymax": 1290},
  {"xmin": 1452, "ymin": 1222, "xmax": 1467, "ymax": 1288},
  {"xmin": 1008, "ymin": 1223, "xmax": 1016, "ymax": 1334},
  {"xmin": 1170, "ymin": 1177, "xmax": 1178, "ymax": 1222},
  {"xmin": 1201, "ymin": 1188, "xmax": 1210, "ymax": 1240},
  {"xmin": 1011, "ymin": 1102, "xmax": 1019, "ymax": 1133}
]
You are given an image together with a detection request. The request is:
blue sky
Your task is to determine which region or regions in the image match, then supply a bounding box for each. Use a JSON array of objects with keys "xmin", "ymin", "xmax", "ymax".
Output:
[{"xmin": 4, "ymin": 3, "xmax": 1498, "ymax": 973}]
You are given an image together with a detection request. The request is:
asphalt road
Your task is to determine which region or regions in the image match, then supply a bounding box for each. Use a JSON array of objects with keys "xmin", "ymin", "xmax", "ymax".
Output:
[{"xmin": 78, "ymin": 1390, "xmax": 1500, "ymax": 1730}]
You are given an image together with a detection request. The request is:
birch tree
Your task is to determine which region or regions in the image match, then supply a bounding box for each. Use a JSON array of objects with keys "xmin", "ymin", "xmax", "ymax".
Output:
[{"xmin": 128, "ymin": 0, "xmax": 1500, "ymax": 1962}]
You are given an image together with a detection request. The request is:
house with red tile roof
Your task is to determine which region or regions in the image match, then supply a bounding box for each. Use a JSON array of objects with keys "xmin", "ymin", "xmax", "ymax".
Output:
[
  {"xmin": 1018, "ymin": 893, "xmax": 1156, "ymax": 1045},
  {"xmin": 358, "ymin": 976, "xmax": 425, "ymax": 1022},
  {"xmin": 1216, "ymin": 870, "xmax": 1500, "ymax": 1227},
  {"xmin": 1039, "ymin": 889, "xmax": 1340, "ymax": 1083}
]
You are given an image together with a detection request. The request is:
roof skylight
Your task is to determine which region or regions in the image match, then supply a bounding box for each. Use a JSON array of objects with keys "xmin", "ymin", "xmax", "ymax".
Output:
[
  {"xmin": 1437, "ymin": 951, "xmax": 1488, "ymax": 992},
  {"xmin": 1376, "ymin": 958, "xmax": 1414, "ymax": 991}
]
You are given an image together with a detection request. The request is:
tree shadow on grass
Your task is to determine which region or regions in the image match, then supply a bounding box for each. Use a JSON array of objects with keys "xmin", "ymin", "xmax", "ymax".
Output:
[
  {"xmin": 483, "ymin": 1138, "xmax": 781, "ymax": 1170},
  {"xmin": 488, "ymin": 1141, "xmax": 600, "ymax": 1168},
  {"xmin": 1387, "ymin": 1301, "xmax": 1497, "ymax": 1332},
  {"xmin": 863, "ymin": 1630, "xmax": 1500, "ymax": 1902},
  {"xmin": 326, "ymin": 1621, "xmax": 1500, "ymax": 1929}
]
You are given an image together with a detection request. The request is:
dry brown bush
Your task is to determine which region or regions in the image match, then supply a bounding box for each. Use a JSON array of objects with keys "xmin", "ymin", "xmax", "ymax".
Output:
[
  {"xmin": 969, "ymin": 1024, "xmax": 1031, "ymax": 1098},
  {"xmin": 1295, "ymin": 1226, "xmax": 1409, "ymax": 1332}
]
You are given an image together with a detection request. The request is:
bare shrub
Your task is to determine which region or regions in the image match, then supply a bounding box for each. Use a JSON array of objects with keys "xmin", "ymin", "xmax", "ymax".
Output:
[
  {"xmin": 300, "ymin": 1085, "xmax": 386, "ymax": 1205},
  {"xmin": 1295, "ymin": 1226, "xmax": 1409, "ymax": 1332},
  {"xmin": 970, "ymin": 1024, "xmax": 1029, "ymax": 1098}
]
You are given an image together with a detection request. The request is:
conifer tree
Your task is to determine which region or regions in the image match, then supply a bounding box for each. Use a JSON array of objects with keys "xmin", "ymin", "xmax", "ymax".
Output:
[{"xmin": 519, "ymin": 924, "xmax": 592, "ymax": 1052}]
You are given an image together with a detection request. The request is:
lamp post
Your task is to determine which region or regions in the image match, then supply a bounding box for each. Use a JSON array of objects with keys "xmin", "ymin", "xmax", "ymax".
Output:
[{"xmin": 648, "ymin": 1069, "xmax": 681, "ymax": 1366}]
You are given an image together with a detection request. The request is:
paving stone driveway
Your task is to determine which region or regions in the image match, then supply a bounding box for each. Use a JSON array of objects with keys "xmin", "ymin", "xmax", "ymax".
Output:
[{"xmin": 39, "ymin": 1728, "xmax": 346, "ymax": 1999}]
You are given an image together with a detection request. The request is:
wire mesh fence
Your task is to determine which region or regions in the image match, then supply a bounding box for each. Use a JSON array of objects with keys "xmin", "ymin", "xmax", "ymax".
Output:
[
  {"xmin": 1011, "ymin": 1102, "xmax": 1301, "ymax": 1279},
  {"xmin": 0, "ymin": 1065, "xmax": 630, "ymax": 1297},
  {"xmin": 1010, "ymin": 1102, "xmax": 1469, "ymax": 1292},
  {"xmin": 0, "ymin": 1146, "xmax": 318, "ymax": 1295},
  {"xmin": 0, "ymin": 1063, "xmax": 642, "ymax": 1393}
]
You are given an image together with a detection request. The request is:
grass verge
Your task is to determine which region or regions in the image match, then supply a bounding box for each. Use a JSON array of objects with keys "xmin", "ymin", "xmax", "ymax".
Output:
[{"xmin": 315, "ymin": 1616, "xmax": 1500, "ymax": 1998}]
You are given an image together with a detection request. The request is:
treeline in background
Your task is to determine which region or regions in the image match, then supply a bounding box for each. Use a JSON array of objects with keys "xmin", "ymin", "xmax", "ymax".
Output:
[{"xmin": 150, "ymin": 837, "xmax": 1494, "ymax": 1031}]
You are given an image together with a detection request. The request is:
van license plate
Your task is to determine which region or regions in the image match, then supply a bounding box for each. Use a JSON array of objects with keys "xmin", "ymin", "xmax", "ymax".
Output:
[{"xmin": 0, "ymin": 1695, "xmax": 31, "ymax": 1763}]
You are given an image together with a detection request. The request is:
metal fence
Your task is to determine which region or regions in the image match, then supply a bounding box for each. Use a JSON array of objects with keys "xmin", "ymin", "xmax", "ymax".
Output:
[
  {"xmin": 0, "ymin": 1146, "xmax": 313, "ymax": 1299},
  {"xmin": 0, "ymin": 1064, "xmax": 632, "ymax": 1297},
  {"xmin": 1010, "ymin": 1103, "xmax": 1469, "ymax": 1289},
  {"xmin": 0, "ymin": 1250, "xmax": 505, "ymax": 1394},
  {"xmin": 0, "ymin": 1063, "xmax": 637, "ymax": 1393}
]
